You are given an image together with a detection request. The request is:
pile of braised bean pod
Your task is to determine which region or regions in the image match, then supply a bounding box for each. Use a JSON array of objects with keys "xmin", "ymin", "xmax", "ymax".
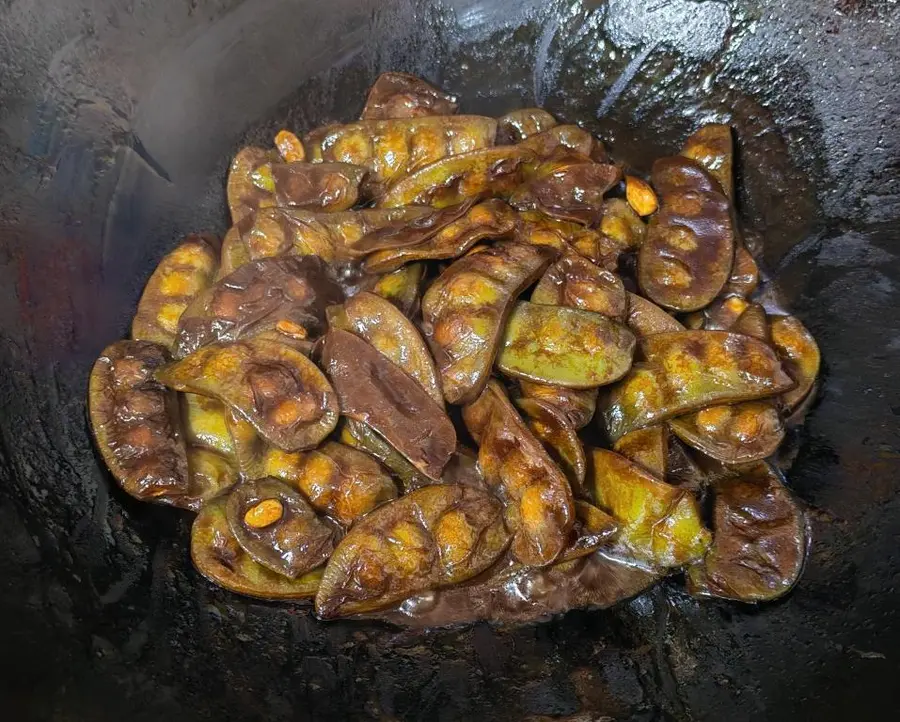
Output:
[{"xmin": 89, "ymin": 73, "xmax": 820, "ymax": 620}]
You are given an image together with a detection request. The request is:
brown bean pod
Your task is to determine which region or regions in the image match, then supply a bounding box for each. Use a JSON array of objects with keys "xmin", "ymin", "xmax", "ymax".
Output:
[
  {"xmin": 227, "ymin": 147, "xmax": 278, "ymax": 224},
  {"xmin": 321, "ymin": 329, "xmax": 457, "ymax": 481},
  {"xmin": 770, "ymin": 315, "xmax": 821, "ymax": 412},
  {"xmin": 463, "ymin": 381, "xmax": 575, "ymax": 567},
  {"xmin": 225, "ymin": 477, "xmax": 340, "ymax": 578},
  {"xmin": 510, "ymin": 154, "xmax": 621, "ymax": 225},
  {"xmin": 361, "ymin": 72, "xmax": 458, "ymax": 120},
  {"xmin": 132, "ymin": 233, "xmax": 220, "ymax": 349},
  {"xmin": 497, "ymin": 301, "xmax": 635, "ymax": 388},
  {"xmin": 157, "ymin": 337, "xmax": 340, "ymax": 452},
  {"xmin": 603, "ymin": 331, "xmax": 794, "ymax": 441},
  {"xmin": 315, "ymin": 484, "xmax": 509, "ymax": 618},
  {"xmin": 638, "ymin": 157, "xmax": 735, "ymax": 311},
  {"xmin": 369, "ymin": 263, "xmax": 425, "ymax": 317},
  {"xmin": 240, "ymin": 206, "xmax": 435, "ymax": 264},
  {"xmin": 515, "ymin": 396, "xmax": 587, "ymax": 497},
  {"xmin": 270, "ymin": 442, "xmax": 397, "ymax": 527},
  {"xmin": 304, "ymin": 115, "xmax": 497, "ymax": 196},
  {"xmin": 175, "ymin": 255, "xmax": 343, "ymax": 359},
  {"xmin": 363, "ymin": 200, "xmax": 517, "ymax": 273},
  {"xmin": 531, "ymin": 252, "xmax": 627, "ymax": 321},
  {"xmin": 680, "ymin": 123, "xmax": 734, "ymax": 200},
  {"xmin": 589, "ymin": 449, "xmax": 710, "ymax": 567},
  {"xmin": 518, "ymin": 381, "xmax": 598, "ymax": 430},
  {"xmin": 497, "ymin": 108, "xmax": 558, "ymax": 143},
  {"xmin": 624, "ymin": 292, "xmax": 684, "ymax": 338},
  {"xmin": 686, "ymin": 463, "xmax": 807, "ymax": 602},
  {"xmin": 613, "ymin": 425, "xmax": 669, "ymax": 479},
  {"xmin": 669, "ymin": 401, "xmax": 785, "ymax": 465},
  {"xmin": 379, "ymin": 145, "xmax": 536, "ymax": 208},
  {"xmin": 88, "ymin": 340, "xmax": 190, "ymax": 505},
  {"xmin": 327, "ymin": 291, "xmax": 443, "ymax": 406},
  {"xmin": 517, "ymin": 125, "xmax": 603, "ymax": 160},
  {"xmin": 421, "ymin": 241, "xmax": 556, "ymax": 404},
  {"xmin": 192, "ymin": 497, "xmax": 324, "ymax": 600}
]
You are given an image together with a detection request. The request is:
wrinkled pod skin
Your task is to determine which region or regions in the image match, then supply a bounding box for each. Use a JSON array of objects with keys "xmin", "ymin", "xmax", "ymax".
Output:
[
  {"xmin": 421, "ymin": 241, "xmax": 556, "ymax": 405},
  {"xmin": 315, "ymin": 484, "xmax": 510, "ymax": 618},
  {"xmin": 687, "ymin": 463, "xmax": 808, "ymax": 602},
  {"xmin": 463, "ymin": 381, "xmax": 575, "ymax": 567},
  {"xmin": 637, "ymin": 157, "xmax": 735, "ymax": 312}
]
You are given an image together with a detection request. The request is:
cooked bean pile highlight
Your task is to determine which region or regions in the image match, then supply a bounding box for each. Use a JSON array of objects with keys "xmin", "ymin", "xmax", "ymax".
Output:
[{"xmin": 89, "ymin": 72, "xmax": 820, "ymax": 623}]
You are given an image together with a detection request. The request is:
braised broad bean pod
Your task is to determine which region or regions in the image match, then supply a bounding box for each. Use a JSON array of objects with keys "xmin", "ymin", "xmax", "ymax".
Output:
[
  {"xmin": 304, "ymin": 115, "xmax": 497, "ymax": 196},
  {"xmin": 327, "ymin": 291, "xmax": 443, "ymax": 406},
  {"xmin": 250, "ymin": 160, "xmax": 367, "ymax": 212},
  {"xmin": 217, "ymin": 226, "xmax": 250, "ymax": 281},
  {"xmin": 599, "ymin": 198, "xmax": 646, "ymax": 250},
  {"xmin": 518, "ymin": 124, "xmax": 605, "ymax": 160},
  {"xmin": 363, "ymin": 199, "xmax": 517, "ymax": 273},
  {"xmin": 680, "ymin": 123, "xmax": 734, "ymax": 200},
  {"xmin": 185, "ymin": 448, "xmax": 238, "ymax": 511},
  {"xmin": 531, "ymin": 252, "xmax": 628, "ymax": 321},
  {"xmin": 340, "ymin": 419, "xmax": 433, "ymax": 492},
  {"xmin": 241, "ymin": 205, "xmax": 436, "ymax": 264},
  {"xmin": 589, "ymin": 449, "xmax": 710, "ymax": 567},
  {"xmin": 463, "ymin": 381, "xmax": 575, "ymax": 567},
  {"xmin": 722, "ymin": 245, "xmax": 760, "ymax": 297},
  {"xmin": 637, "ymin": 157, "xmax": 735, "ymax": 312},
  {"xmin": 226, "ymin": 477, "xmax": 340, "ymax": 578},
  {"xmin": 271, "ymin": 442, "xmax": 397, "ymax": 527},
  {"xmin": 315, "ymin": 484, "xmax": 509, "ymax": 618},
  {"xmin": 731, "ymin": 303, "xmax": 770, "ymax": 342},
  {"xmin": 613, "ymin": 425, "xmax": 669, "ymax": 479},
  {"xmin": 624, "ymin": 292, "xmax": 684, "ymax": 337},
  {"xmin": 227, "ymin": 147, "xmax": 278, "ymax": 224},
  {"xmin": 181, "ymin": 392, "xmax": 235, "ymax": 458},
  {"xmin": 361, "ymin": 72, "xmax": 459, "ymax": 120},
  {"xmin": 497, "ymin": 108, "xmax": 557, "ymax": 143},
  {"xmin": 192, "ymin": 497, "xmax": 324, "ymax": 599},
  {"xmin": 510, "ymin": 153, "xmax": 621, "ymax": 225},
  {"xmin": 225, "ymin": 407, "xmax": 268, "ymax": 479},
  {"xmin": 175, "ymin": 255, "xmax": 343, "ymax": 358},
  {"xmin": 132, "ymin": 233, "xmax": 220, "ymax": 349},
  {"xmin": 514, "ymin": 396, "xmax": 587, "ymax": 497},
  {"xmin": 89, "ymin": 341, "xmax": 190, "ymax": 505},
  {"xmin": 686, "ymin": 463, "xmax": 807, "ymax": 602},
  {"xmin": 770, "ymin": 315, "xmax": 821, "ymax": 412},
  {"xmin": 514, "ymin": 211, "xmax": 627, "ymax": 270},
  {"xmin": 603, "ymin": 331, "xmax": 794, "ymax": 441},
  {"xmin": 346, "ymin": 201, "xmax": 474, "ymax": 255},
  {"xmin": 497, "ymin": 301, "xmax": 635, "ymax": 388},
  {"xmin": 321, "ymin": 329, "xmax": 456, "ymax": 480},
  {"xmin": 518, "ymin": 252, "xmax": 622, "ymax": 431},
  {"xmin": 369, "ymin": 262, "xmax": 426, "ymax": 317},
  {"xmin": 565, "ymin": 501, "xmax": 620, "ymax": 560},
  {"xmin": 518, "ymin": 381, "xmax": 598, "ymax": 430},
  {"xmin": 157, "ymin": 337, "xmax": 339, "ymax": 452},
  {"xmin": 421, "ymin": 241, "xmax": 555, "ymax": 404},
  {"xmin": 379, "ymin": 145, "xmax": 536, "ymax": 208},
  {"xmin": 669, "ymin": 401, "xmax": 785, "ymax": 465}
]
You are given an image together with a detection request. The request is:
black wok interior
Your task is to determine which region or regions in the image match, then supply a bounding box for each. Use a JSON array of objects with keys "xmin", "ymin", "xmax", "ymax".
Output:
[{"xmin": 1, "ymin": 0, "xmax": 899, "ymax": 719}]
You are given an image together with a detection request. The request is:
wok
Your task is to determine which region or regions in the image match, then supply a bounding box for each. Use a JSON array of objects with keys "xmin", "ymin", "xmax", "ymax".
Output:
[{"xmin": 1, "ymin": 0, "xmax": 899, "ymax": 719}]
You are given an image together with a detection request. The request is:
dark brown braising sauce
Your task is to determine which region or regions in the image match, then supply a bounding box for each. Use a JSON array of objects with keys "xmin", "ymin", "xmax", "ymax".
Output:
[{"xmin": 369, "ymin": 550, "xmax": 659, "ymax": 627}]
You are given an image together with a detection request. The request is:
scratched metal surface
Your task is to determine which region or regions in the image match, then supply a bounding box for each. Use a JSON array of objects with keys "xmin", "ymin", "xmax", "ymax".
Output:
[{"xmin": 0, "ymin": 0, "xmax": 899, "ymax": 720}]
